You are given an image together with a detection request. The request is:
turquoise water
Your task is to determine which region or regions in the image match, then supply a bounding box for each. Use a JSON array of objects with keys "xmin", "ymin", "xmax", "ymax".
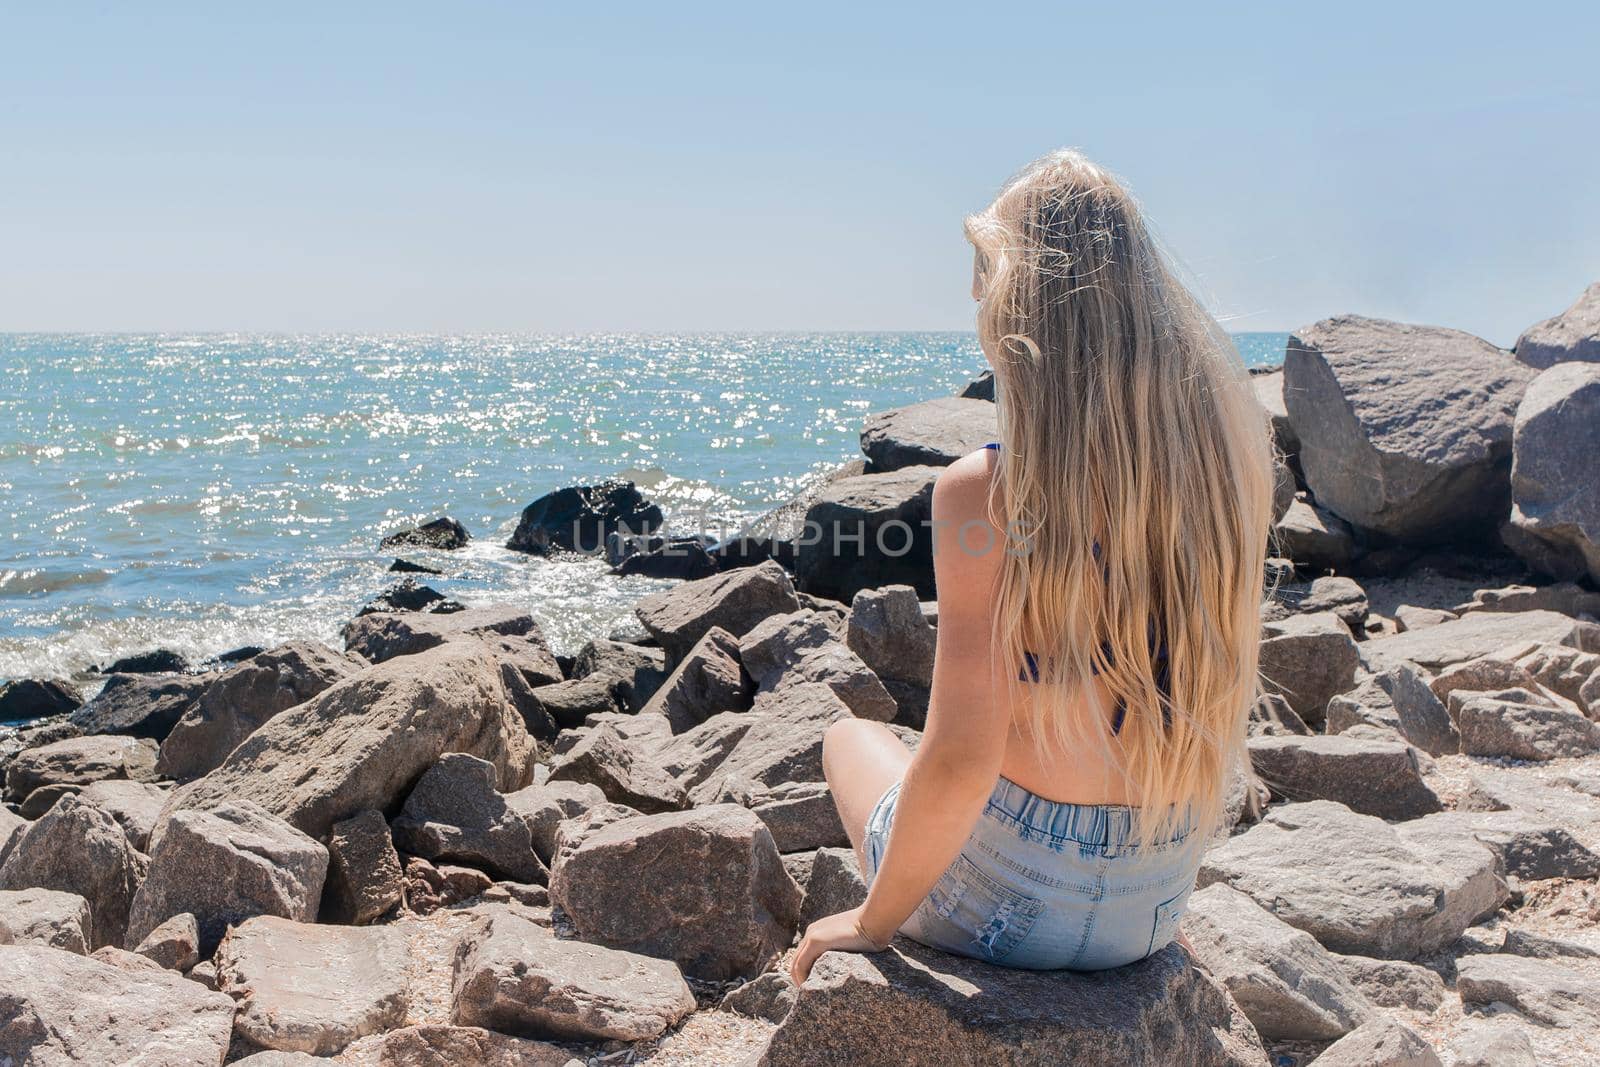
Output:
[{"xmin": 0, "ymin": 332, "xmax": 1286, "ymax": 685}]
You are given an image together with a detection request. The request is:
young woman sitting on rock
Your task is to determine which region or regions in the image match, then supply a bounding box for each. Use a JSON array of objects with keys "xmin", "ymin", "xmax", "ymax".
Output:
[{"xmin": 792, "ymin": 150, "xmax": 1274, "ymax": 981}]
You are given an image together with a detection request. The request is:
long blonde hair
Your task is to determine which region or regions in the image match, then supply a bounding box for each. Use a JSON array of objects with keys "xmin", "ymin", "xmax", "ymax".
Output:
[{"xmin": 966, "ymin": 150, "xmax": 1273, "ymax": 852}]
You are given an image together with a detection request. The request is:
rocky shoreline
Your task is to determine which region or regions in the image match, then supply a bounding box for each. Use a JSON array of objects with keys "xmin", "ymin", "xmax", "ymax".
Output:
[{"xmin": 2, "ymin": 285, "xmax": 1599, "ymax": 1066}]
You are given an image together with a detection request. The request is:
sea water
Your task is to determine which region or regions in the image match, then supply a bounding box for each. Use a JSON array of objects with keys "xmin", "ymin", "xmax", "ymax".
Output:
[{"xmin": 0, "ymin": 332, "xmax": 1287, "ymax": 689}]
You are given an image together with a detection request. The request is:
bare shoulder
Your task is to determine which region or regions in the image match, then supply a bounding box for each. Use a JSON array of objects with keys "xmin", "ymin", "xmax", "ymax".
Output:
[
  {"xmin": 932, "ymin": 447, "xmax": 1001, "ymax": 525},
  {"xmin": 932, "ymin": 449, "xmax": 1006, "ymax": 579}
]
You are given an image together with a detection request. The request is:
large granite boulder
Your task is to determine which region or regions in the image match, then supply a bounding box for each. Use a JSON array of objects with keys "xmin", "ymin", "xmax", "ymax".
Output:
[
  {"xmin": 3, "ymin": 734, "xmax": 159, "ymax": 807},
  {"xmin": 1282, "ymin": 315, "xmax": 1534, "ymax": 542},
  {"xmin": 1456, "ymin": 953, "xmax": 1600, "ymax": 1027},
  {"xmin": 341, "ymin": 602, "xmax": 553, "ymax": 668},
  {"xmin": 634, "ymin": 560, "xmax": 801, "ymax": 665},
  {"xmin": 1325, "ymin": 664, "xmax": 1458, "ymax": 756},
  {"xmin": 68, "ymin": 672, "xmax": 209, "ymax": 740},
  {"xmin": 550, "ymin": 804, "xmax": 803, "ymax": 980},
  {"xmin": 739, "ymin": 610, "xmax": 896, "ymax": 722},
  {"xmin": 569, "ymin": 638, "xmax": 668, "ymax": 713},
  {"xmin": 77, "ymin": 779, "xmax": 169, "ymax": 851},
  {"xmin": 1359, "ymin": 609, "xmax": 1600, "ymax": 672},
  {"xmin": 392, "ymin": 753, "xmax": 545, "ymax": 883},
  {"xmin": 0, "ymin": 794, "xmax": 148, "ymax": 949},
  {"xmin": 0, "ymin": 678, "xmax": 82, "ymax": 723},
  {"xmin": 505, "ymin": 779, "xmax": 608, "ymax": 863},
  {"xmin": 1246, "ymin": 734, "xmax": 1441, "ymax": 820},
  {"xmin": 1455, "ymin": 693, "xmax": 1600, "ymax": 760},
  {"xmin": 127, "ymin": 801, "xmax": 328, "ymax": 954},
  {"xmin": 0, "ymin": 887, "xmax": 93, "ymax": 954},
  {"xmin": 638, "ymin": 626, "xmax": 753, "ymax": 732},
  {"xmin": 156, "ymin": 641, "xmax": 363, "ymax": 782},
  {"xmin": 847, "ymin": 584, "xmax": 936, "ymax": 723},
  {"xmin": 860, "ymin": 397, "xmax": 998, "ymax": 473},
  {"xmin": 795, "ymin": 465, "xmax": 940, "ymax": 602},
  {"xmin": 131, "ymin": 911, "xmax": 200, "ymax": 971},
  {"xmin": 1182, "ymin": 884, "xmax": 1372, "ymax": 1041},
  {"xmin": 451, "ymin": 905, "xmax": 696, "ymax": 1041},
  {"xmin": 217, "ymin": 915, "xmax": 409, "ymax": 1055},
  {"xmin": 1312, "ymin": 1017, "xmax": 1443, "ymax": 1067},
  {"xmin": 687, "ymin": 681, "xmax": 854, "ymax": 803},
  {"xmin": 1504, "ymin": 362, "xmax": 1600, "ymax": 582},
  {"xmin": 155, "ymin": 641, "xmax": 538, "ymax": 843},
  {"xmin": 1199, "ymin": 801, "xmax": 1505, "ymax": 959},
  {"xmin": 380, "ymin": 515, "xmax": 471, "ymax": 551},
  {"xmin": 506, "ymin": 480, "xmax": 662, "ymax": 555},
  {"xmin": 797, "ymin": 846, "xmax": 868, "ymax": 930},
  {"xmin": 0, "ymin": 944, "xmax": 236, "ymax": 1066},
  {"xmin": 1399, "ymin": 809, "xmax": 1600, "ymax": 881},
  {"xmin": 546, "ymin": 724, "xmax": 687, "ymax": 814},
  {"xmin": 758, "ymin": 940, "xmax": 1268, "ymax": 1067},
  {"xmin": 1514, "ymin": 282, "xmax": 1600, "ymax": 369},
  {"xmin": 1257, "ymin": 612, "xmax": 1359, "ymax": 725}
]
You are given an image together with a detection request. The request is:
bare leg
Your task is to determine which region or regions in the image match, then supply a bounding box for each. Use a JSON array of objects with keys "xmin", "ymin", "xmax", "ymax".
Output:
[{"xmin": 822, "ymin": 718, "xmax": 914, "ymax": 869}]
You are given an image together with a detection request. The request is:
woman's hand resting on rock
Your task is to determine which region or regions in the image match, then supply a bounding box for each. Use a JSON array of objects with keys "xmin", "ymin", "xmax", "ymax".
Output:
[{"xmin": 789, "ymin": 905, "xmax": 893, "ymax": 985}]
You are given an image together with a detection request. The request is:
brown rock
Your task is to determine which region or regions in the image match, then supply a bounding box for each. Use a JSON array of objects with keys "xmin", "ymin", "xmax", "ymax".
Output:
[
  {"xmin": 639, "ymin": 625, "xmax": 753, "ymax": 733},
  {"xmin": 0, "ymin": 793, "xmax": 147, "ymax": 949},
  {"xmin": 635, "ymin": 559, "xmax": 802, "ymax": 665},
  {"xmin": 392, "ymin": 753, "xmax": 545, "ymax": 883},
  {"xmin": 324, "ymin": 809, "xmax": 404, "ymax": 925},
  {"xmin": 546, "ymin": 724, "xmax": 687, "ymax": 814},
  {"xmin": 0, "ymin": 887, "xmax": 93, "ymax": 954},
  {"xmin": 131, "ymin": 911, "xmax": 200, "ymax": 971}
]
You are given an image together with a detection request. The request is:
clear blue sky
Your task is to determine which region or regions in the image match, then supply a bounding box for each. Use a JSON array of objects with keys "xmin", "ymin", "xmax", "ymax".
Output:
[{"xmin": 2, "ymin": 3, "xmax": 1595, "ymax": 344}]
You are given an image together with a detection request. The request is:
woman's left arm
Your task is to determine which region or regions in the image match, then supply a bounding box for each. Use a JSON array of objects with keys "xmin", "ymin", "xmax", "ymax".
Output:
[{"xmin": 791, "ymin": 452, "xmax": 1011, "ymax": 983}]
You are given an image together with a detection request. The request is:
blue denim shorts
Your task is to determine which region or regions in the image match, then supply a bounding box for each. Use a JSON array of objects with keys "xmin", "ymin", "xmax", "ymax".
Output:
[{"xmin": 862, "ymin": 776, "xmax": 1201, "ymax": 970}]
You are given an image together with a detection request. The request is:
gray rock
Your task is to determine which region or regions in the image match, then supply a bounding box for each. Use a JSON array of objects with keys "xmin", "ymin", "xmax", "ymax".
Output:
[
  {"xmin": 1253, "ymin": 367, "xmax": 1300, "ymax": 460},
  {"xmin": 0, "ymin": 804, "xmax": 24, "ymax": 863},
  {"xmin": 634, "ymin": 560, "xmax": 801, "ymax": 666},
  {"xmin": 156, "ymin": 641, "xmax": 362, "ymax": 782},
  {"xmin": 0, "ymin": 887, "xmax": 93, "ymax": 954},
  {"xmin": 1311, "ymin": 1016, "xmax": 1442, "ymax": 1067},
  {"xmin": 1283, "ymin": 315, "xmax": 1534, "ymax": 542},
  {"xmin": 0, "ymin": 794, "xmax": 147, "ymax": 949},
  {"xmin": 795, "ymin": 465, "xmax": 941, "ymax": 603},
  {"xmin": 392, "ymin": 753, "xmax": 544, "ymax": 883},
  {"xmin": 1326, "ymin": 664, "xmax": 1458, "ymax": 756},
  {"xmin": 1332, "ymin": 955, "xmax": 1445, "ymax": 1012},
  {"xmin": 1513, "ymin": 642, "xmax": 1600, "ymax": 705},
  {"xmin": 1456, "ymin": 694, "xmax": 1600, "ymax": 760},
  {"xmin": 1271, "ymin": 574, "xmax": 1368, "ymax": 631},
  {"xmin": 1247, "ymin": 733, "xmax": 1441, "ymax": 820},
  {"xmin": 758, "ymin": 939, "xmax": 1268, "ymax": 1067},
  {"xmin": 1402, "ymin": 810, "xmax": 1600, "ymax": 881},
  {"xmin": 1514, "ymin": 281, "xmax": 1600, "ymax": 370},
  {"xmin": 550, "ymin": 804, "xmax": 802, "ymax": 980},
  {"xmin": 68, "ymin": 672, "xmax": 208, "ymax": 740},
  {"xmin": 1446, "ymin": 1019, "xmax": 1537, "ymax": 1067},
  {"xmin": 720, "ymin": 970, "xmax": 798, "ymax": 1023},
  {"xmin": 518, "ymin": 676, "xmax": 620, "ymax": 731},
  {"xmin": 655, "ymin": 713, "xmax": 755, "ymax": 788},
  {"xmin": 1456, "ymin": 952, "xmax": 1600, "ymax": 1026},
  {"xmin": 1360, "ymin": 609, "xmax": 1600, "ymax": 673},
  {"xmin": 1258, "ymin": 612, "xmax": 1360, "ymax": 724},
  {"xmin": 324, "ymin": 808, "xmax": 404, "ymax": 925},
  {"xmin": 847, "ymin": 584, "xmax": 935, "ymax": 723},
  {"xmin": 798, "ymin": 846, "xmax": 868, "ymax": 929},
  {"xmin": 739, "ymin": 610, "xmax": 896, "ymax": 722},
  {"xmin": 1505, "ymin": 362, "xmax": 1600, "ymax": 582},
  {"xmin": 155, "ymin": 640, "xmax": 539, "ymax": 842},
  {"xmin": 1182, "ymin": 884, "xmax": 1371, "ymax": 1041},
  {"xmin": 1503, "ymin": 928, "xmax": 1600, "ymax": 959},
  {"xmin": 1198, "ymin": 801, "xmax": 1505, "ymax": 959},
  {"xmin": 688, "ymin": 682, "xmax": 853, "ymax": 804},
  {"xmin": 217, "ymin": 915, "xmax": 409, "ymax": 1055},
  {"xmin": 860, "ymin": 396, "xmax": 998, "ymax": 473},
  {"xmin": 639, "ymin": 625, "xmax": 753, "ymax": 733},
  {"xmin": 451, "ymin": 905, "xmax": 695, "ymax": 1041},
  {"xmin": 1273, "ymin": 500, "xmax": 1357, "ymax": 571},
  {"xmin": 506, "ymin": 480, "xmax": 662, "ymax": 556},
  {"xmin": 1457, "ymin": 580, "xmax": 1600, "ymax": 618},
  {"xmin": 1247, "ymin": 694, "xmax": 1309, "ymax": 737},
  {"xmin": 131, "ymin": 911, "xmax": 199, "ymax": 971},
  {"xmin": 737, "ymin": 779, "xmax": 848, "ymax": 853},
  {"xmin": 3, "ymin": 734, "xmax": 159, "ymax": 806},
  {"xmin": 546, "ymin": 724, "xmax": 687, "ymax": 814},
  {"xmin": 341, "ymin": 603, "xmax": 556, "ymax": 675},
  {"xmin": 0, "ymin": 943, "xmax": 236, "ymax": 1066},
  {"xmin": 505, "ymin": 779, "xmax": 608, "ymax": 863},
  {"xmin": 570, "ymin": 638, "xmax": 668, "ymax": 713},
  {"xmin": 127, "ymin": 800, "xmax": 328, "ymax": 955}
]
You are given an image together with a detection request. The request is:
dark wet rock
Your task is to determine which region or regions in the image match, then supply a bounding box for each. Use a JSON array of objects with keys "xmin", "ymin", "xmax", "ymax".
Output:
[
  {"xmin": 451, "ymin": 905, "xmax": 695, "ymax": 1041},
  {"xmin": 546, "ymin": 724, "xmax": 687, "ymax": 814},
  {"xmin": 740, "ymin": 610, "xmax": 896, "ymax": 722},
  {"xmin": 69, "ymin": 671, "xmax": 209, "ymax": 740},
  {"xmin": 795, "ymin": 465, "xmax": 940, "ymax": 603},
  {"xmin": 393, "ymin": 753, "xmax": 545, "ymax": 884},
  {"xmin": 639, "ymin": 626, "xmax": 753, "ymax": 733},
  {"xmin": 1247, "ymin": 733, "xmax": 1441, "ymax": 820},
  {"xmin": 1182, "ymin": 884, "xmax": 1372, "ymax": 1041},
  {"xmin": 1283, "ymin": 315, "xmax": 1534, "ymax": 543},
  {"xmin": 0, "ymin": 943, "xmax": 236, "ymax": 1065},
  {"xmin": 860, "ymin": 397, "xmax": 998, "ymax": 473},
  {"xmin": 1514, "ymin": 281, "xmax": 1600, "ymax": 370},
  {"xmin": 507, "ymin": 480, "xmax": 662, "ymax": 555},
  {"xmin": 380, "ymin": 516, "xmax": 470, "ymax": 551},
  {"xmin": 323, "ymin": 809, "xmax": 404, "ymax": 925},
  {"xmin": 551, "ymin": 804, "xmax": 802, "ymax": 981},
  {"xmin": 0, "ymin": 678, "xmax": 83, "ymax": 724},
  {"xmin": 960, "ymin": 369, "xmax": 995, "ymax": 401},
  {"xmin": 218, "ymin": 915, "xmax": 410, "ymax": 1055},
  {"xmin": 1198, "ymin": 801, "xmax": 1506, "ymax": 960},
  {"xmin": 4, "ymin": 734, "xmax": 159, "ymax": 806},
  {"xmin": 1326, "ymin": 664, "xmax": 1458, "ymax": 756},
  {"xmin": 611, "ymin": 538, "xmax": 719, "ymax": 580},
  {"xmin": 127, "ymin": 800, "xmax": 328, "ymax": 955},
  {"xmin": 130, "ymin": 911, "xmax": 199, "ymax": 971},
  {"xmin": 635, "ymin": 559, "xmax": 801, "ymax": 666},
  {"xmin": 389, "ymin": 557, "xmax": 444, "ymax": 575},
  {"xmin": 101, "ymin": 649, "xmax": 190, "ymax": 674},
  {"xmin": 0, "ymin": 794, "xmax": 148, "ymax": 949},
  {"xmin": 758, "ymin": 940, "xmax": 1268, "ymax": 1067},
  {"xmin": 157, "ymin": 640, "xmax": 539, "ymax": 843},
  {"xmin": 1258, "ymin": 611, "xmax": 1360, "ymax": 725},
  {"xmin": 156, "ymin": 640, "xmax": 363, "ymax": 782},
  {"xmin": 357, "ymin": 577, "xmax": 454, "ymax": 615},
  {"xmin": 0, "ymin": 887, "xmax": 93, "ymax": 954},
  {"xmin": 708, "ymin": 535, "xmax": 788, "ymax": 572},
  {"xmin": 1504, "ymin": 362, "xmax": 1600, "ymax": 582}
]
